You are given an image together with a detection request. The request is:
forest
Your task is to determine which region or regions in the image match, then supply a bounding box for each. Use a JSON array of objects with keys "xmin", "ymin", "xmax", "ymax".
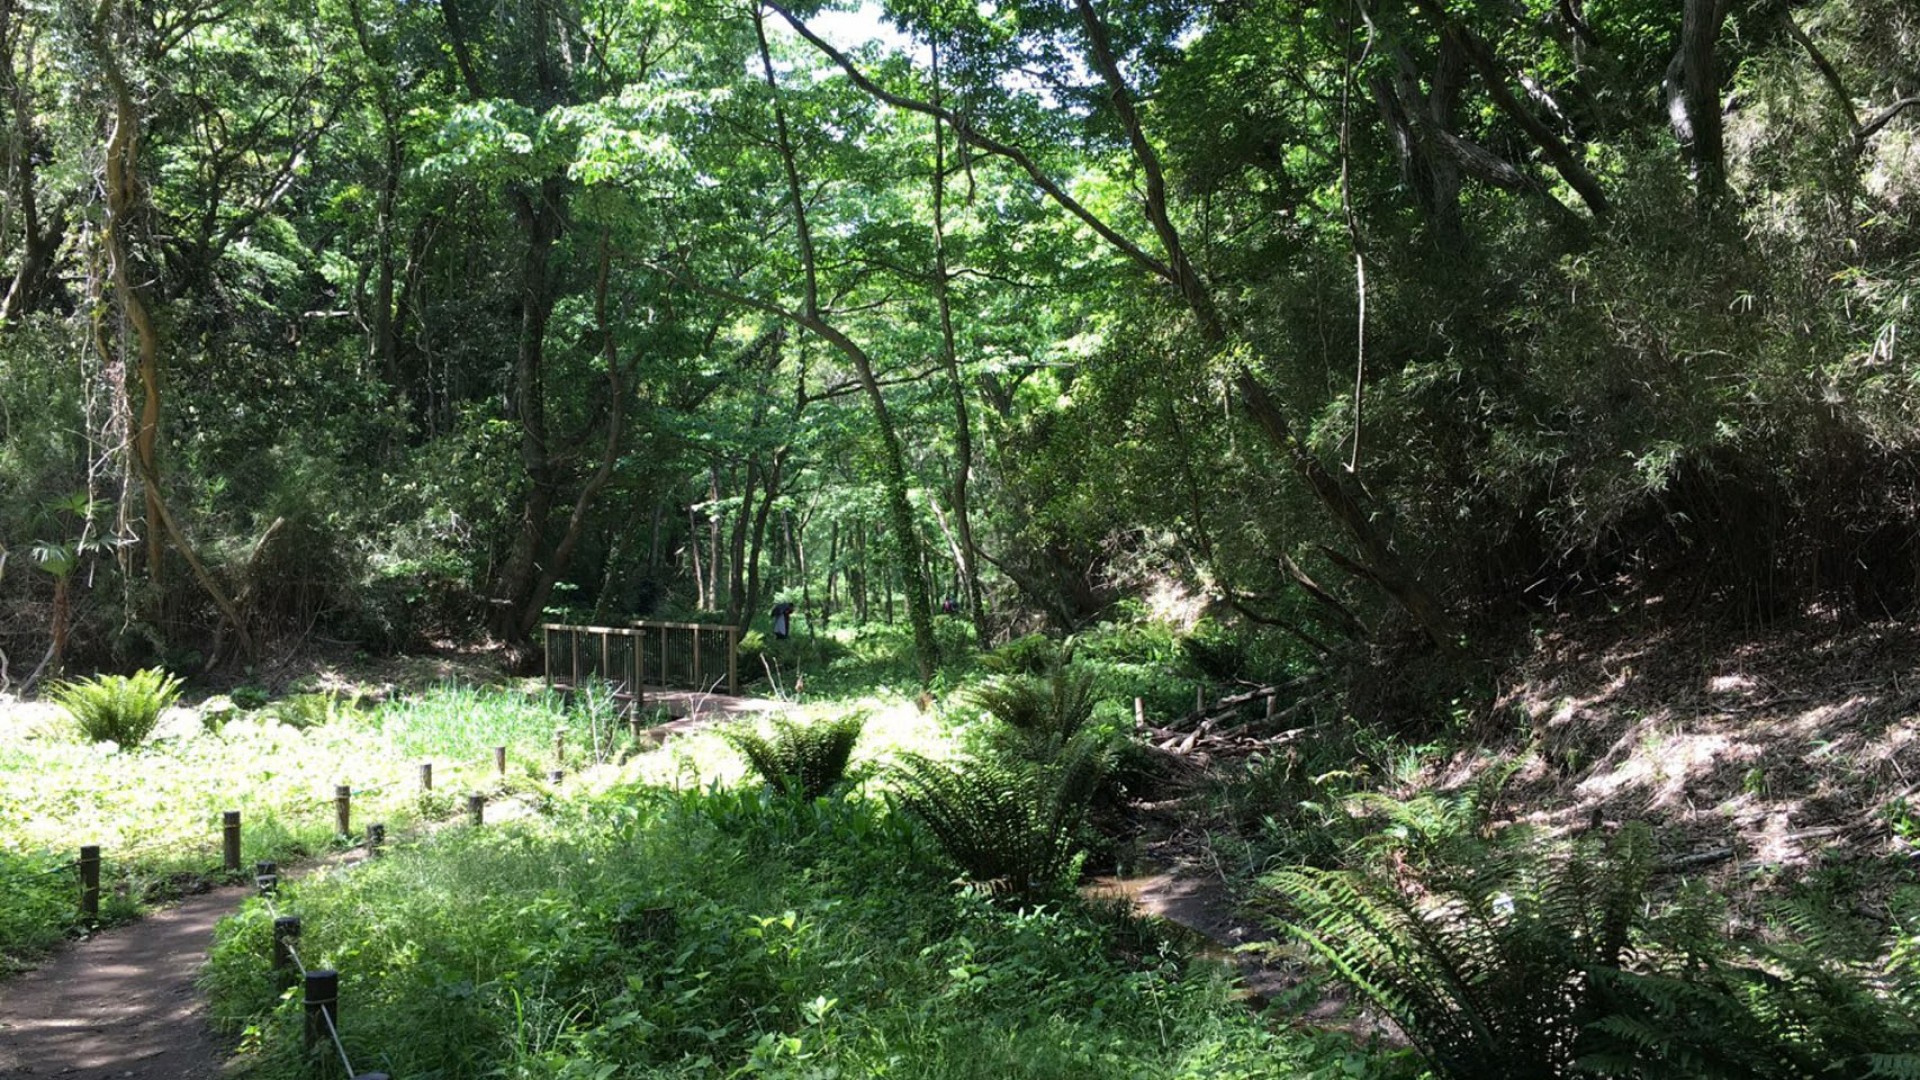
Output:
[{"xmin": 3, "ymin": 0, "xmax": 1920, "ymax": 1075}]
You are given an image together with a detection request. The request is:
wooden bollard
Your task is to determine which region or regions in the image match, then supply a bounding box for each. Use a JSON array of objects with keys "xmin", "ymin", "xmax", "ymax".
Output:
[
  {"xmin": 1195, "ymin": 686, "xmax": 1206, "ymax": 714},
  {"xmin": 554, "ymin": 726, "xmax": 567, "ymax": 764},
  {"xmin": 628, "ymin": 713, "xmax": 643, "ymax": 742},
  {"xmin": 334, "ymin": 785, "xmax": 352, "ymax": 837},
  {"xmin": 419, "ymin": 762, "xmax": 433, "ymax": 791},
  {"xmin": 223, "ymin": 810, "xmax": 242, "ymax": 872},
  {"xmin": 304, "ymin": 968, "xmax": 339, "ymax": 1054},
  {"xmin": 79, "ymin": 845, "xmax": 100, "ymax": 921},
  {"xmin": 367, "ymin": 822, "xmax": 385, "ymax": 857},
  {"xmin": 467, "ymin": 792, "xmax": 485, "ymax": 826},
  {"xmin": 255, "ymin": 860, "xmax": 279, "ymax": 896},
  {"xmin": 1266, "ymin": 693, "xmax": 1278, "ymax": 722},
  {"xmin": 493, "ymin": 745, "xmax": 507, "ymax": 777},
  {"xmin": 273, "ymin": 915, "xmax": 301, "ymax": 979},
  {"xmin": 1133, "ymin": 697, "xmax": 1145, "ymax": 731},
  {"xmin": 548, "ymin": 768, "xmax": 564, "ymax": 785}
]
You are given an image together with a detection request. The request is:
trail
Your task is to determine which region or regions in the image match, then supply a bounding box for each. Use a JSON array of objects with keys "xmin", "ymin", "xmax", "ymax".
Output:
[
  {"xmin": 0, "ymin": 885, "xmax": 248, "ymax": 1079},
  {"xmin": 0, "ymin": 687, "xmax": 772, "ymax": 1079}
]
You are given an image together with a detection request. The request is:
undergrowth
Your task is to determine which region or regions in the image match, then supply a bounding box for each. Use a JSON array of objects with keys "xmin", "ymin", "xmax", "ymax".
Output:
[
  {"xmin": 0, "ymin": 683, "xmax": 600, "ymax": 967},
  {"xmin": 205, "ymin": 786, "xmax": 1379, "ymax": 1079}
]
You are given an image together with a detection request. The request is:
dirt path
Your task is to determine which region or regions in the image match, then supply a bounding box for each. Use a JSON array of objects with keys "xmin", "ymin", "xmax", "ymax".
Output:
[
  {"xmin": 0, "ymin": 691, "xmax": 771, "ymax": 1080},
  {"xmin": 0, "ymin": 886, "xmax": 249, "ymax": 1079}
]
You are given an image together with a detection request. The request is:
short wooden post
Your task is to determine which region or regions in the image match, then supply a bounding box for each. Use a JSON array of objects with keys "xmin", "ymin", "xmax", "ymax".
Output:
[
  {"xmin": 255, "ymin": 860, "xmax": 279, "ymax": 895},
  {"xmin": 1266, "ymin": 693, "xmax": 1278, "ymax": 723},
  {"xmin": 628, "ymin": 712, "xmax": 643, "ymax": 743},
  {"xmin": 548, "ymin": 768, "xmax": 564, "ymax": 785},
  {"xmin": 493, "ymin": 745, "xmax": 507, "ymax": 777},
  {"xmin": 554, "ymin": 726, "xmax": 567, "ymax": 764},
  {"xmin": 418, "ymin": 762, "xmax": 433, "ymax": 791},
  {"xmin": 1195, "ymin": 686, "xmax": 1206, "ymax": 715},
  {"xmin": 223, "ymin": 810, "xmax": 242, "ymax": 872},
  {"xmin": 79, "ymin": 845, "xmax": 100, "ymax": 921},
  {"xmin": 273, "ymin": 915, "xmax": 300, "ymax": 978},
  {"xmin": 304, "ymin": 968, "xmax": 338, "ymax": 1054},
  {"xmin": 467, "ymin": 792, "xmax": 485, "ymax": 826},
  {"xmin": 728, "ymin": 625, "xmax": 740, "ymax": 695},
  {"xmin": 1133, "ymin": 697, "xmax": 1145, "ymax": 731},
  {"xmin": 367, "ymin": 822, "xmax": 385, "ymax": 857},
  {"xmin": 335, "ymin": 785, "xmax": 352, "ymax": 837}
]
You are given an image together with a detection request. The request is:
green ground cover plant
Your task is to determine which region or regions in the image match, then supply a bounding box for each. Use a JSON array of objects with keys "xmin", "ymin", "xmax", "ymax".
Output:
[
  {"xmin": 45, "ymin": 667, "xmax": 185, "ymax": 746},
  {"xmin": 722, "ymin": 711, "xmax": 868, "ymax": 799},
  {"xmin": 205, "ymin": 782, "xmax": 1385, "ymax": 1079},
  {"xmin": 0, "ymin": 683, "xmax": 598, "ymax": 969}
]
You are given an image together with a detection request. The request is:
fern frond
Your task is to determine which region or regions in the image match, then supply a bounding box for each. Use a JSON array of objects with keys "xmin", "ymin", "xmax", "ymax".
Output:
[{"xmin": 721, "ymin": 712, "xmax": 866, "ymax": 800}]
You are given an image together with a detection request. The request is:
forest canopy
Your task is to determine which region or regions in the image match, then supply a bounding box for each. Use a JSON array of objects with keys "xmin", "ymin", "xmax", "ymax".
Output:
[{"xmin": 3, "ymin": 0, "xmax": 1917, "ymax": 678}]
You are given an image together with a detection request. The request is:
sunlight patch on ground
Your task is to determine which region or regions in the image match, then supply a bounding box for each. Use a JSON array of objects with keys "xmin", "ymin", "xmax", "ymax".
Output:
[{"xmin": 1575, "ymin": 727, "xmax": 1744, "ymax": 809}]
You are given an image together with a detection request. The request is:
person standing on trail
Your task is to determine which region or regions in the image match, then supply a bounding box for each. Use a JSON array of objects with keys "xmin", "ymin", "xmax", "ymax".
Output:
[{"xmin": 771, "ymin": 601, "xmax": 795, "ymax": 639}]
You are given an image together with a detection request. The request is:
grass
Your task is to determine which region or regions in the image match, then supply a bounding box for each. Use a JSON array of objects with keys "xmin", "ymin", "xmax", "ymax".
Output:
[
  {"xmin": 204, "ymin": 786, "xmax": 1384, "ymax": 1079},
  {"xmin": 0, "ymin": 682, "xmax": 610, "ymax": 970}
]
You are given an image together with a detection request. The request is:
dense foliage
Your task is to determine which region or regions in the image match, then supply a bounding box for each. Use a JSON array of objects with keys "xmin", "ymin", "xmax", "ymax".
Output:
[{"xmin": 3, "ymin": 0, "xmax": 1916, "ymax": 686}]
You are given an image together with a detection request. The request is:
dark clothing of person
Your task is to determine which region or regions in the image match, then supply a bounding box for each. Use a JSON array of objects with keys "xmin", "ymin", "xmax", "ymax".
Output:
[{"xmin": 771, "ymin": 602, "xmax": 796, "ymax": 639}]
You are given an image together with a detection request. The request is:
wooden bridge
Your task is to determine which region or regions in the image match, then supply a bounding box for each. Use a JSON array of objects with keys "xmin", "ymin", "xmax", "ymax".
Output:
[{"xmin": 541, "ymin": 621, "xmax": 742, "ymax": 709}]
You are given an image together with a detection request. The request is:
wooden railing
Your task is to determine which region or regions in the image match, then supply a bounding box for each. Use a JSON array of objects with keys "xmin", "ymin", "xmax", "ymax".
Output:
[{"xmin": 541, "ymin": 621, "xmax": 742, "ymax": 705}]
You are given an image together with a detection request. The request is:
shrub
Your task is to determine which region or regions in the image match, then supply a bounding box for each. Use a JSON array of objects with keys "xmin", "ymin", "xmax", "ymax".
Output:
[
  {"xmin": 890, "ymin": 730, "xmax": 1115, "ymax": 900},
  {"xmin": 721, "ymin": 712, "xmax": 867, "ymax": 800},
  {"xmin": 1270, "ymin": 820, "xmax": 1656, "ymax": 1079},
  {"xmin": 979, "ymin": 633, "xmax": 1060, "ymax": 676},
  {"xmin": 966, "ymin": 641, "xmax": 1103, "ymax": 761},
  {"xmin": 47, "ymin": 667, "xmax": 185, "ymax": 747},
  {"xmin": 271, "ymin": 691, "xmax": 362, "ymax": 731},
  {"xmin": 1582, "ymin": 889, "xmax": 1920, "ymax": 1078}
]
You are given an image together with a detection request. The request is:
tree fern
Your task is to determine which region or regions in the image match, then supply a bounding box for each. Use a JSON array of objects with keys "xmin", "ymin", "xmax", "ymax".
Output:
[{"xmin": 721, "ymin": 712, "xmax": 866, "ymax": 801}]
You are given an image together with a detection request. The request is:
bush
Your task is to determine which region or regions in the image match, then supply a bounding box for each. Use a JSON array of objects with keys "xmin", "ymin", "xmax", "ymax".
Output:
[
  {"xmin": 721, "ymin": 712, "xmax": 867, "ymax": 800},
  {"xmin": 1270, "ymin": 818, "xmax": 1656, "ymax": 1079},
  {"xmin": 46, "ymin": 668, "xmax": 185, "ymax": 747},
  {"xmin": 272, "ymin": 691, "xmax": 363, "ymax": 731},
  {"xmin": 890, "ymin": 730, "xmax": 1115, "ymax": 900},
  {"xmin": 1582, "ymin": 888, "xmax": 1920, "ymax": 1079}
]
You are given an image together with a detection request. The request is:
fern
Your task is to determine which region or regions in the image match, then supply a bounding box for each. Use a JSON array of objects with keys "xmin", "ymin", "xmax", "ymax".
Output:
[
  {"xmin": 721, "ymin": 712, "xmax": 866, "ymax": 801},
  {"xmin": 1582, "ymin": 888, "xmax": 1920, "ymax": 1078},
  {"xmin": 965, "ymin": 642, "xmax": 1097, "ymax": 759},
  {"xmin": 1269, "ymin": 822, "xmax": 1656, "ymax": 1079},
  {"xmin": 47, "ymin": 667, "xmax": 185, "ymax": 747},
  {"xmin": 889, "ymin": 729, "xmax": 1113, "ymax": 900}
]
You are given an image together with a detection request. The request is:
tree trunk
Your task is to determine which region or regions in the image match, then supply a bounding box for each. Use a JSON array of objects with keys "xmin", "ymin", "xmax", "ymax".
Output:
[
  {"xmin": 516, "ymin": 229, "xmax": 629, "ymax": 638},
  {"xmin": 745, "ymin": 451, "xmax": 784, "ymax": 623},
  {"xmin": 87, "ymin": 0, "xmax": 255, "ymax": 659},
  {"xmin": 825, "ymin": 518, "xmax": 839, "ymax": 625},
  {"xmin": 706, "ymin": 464, "xmax": 722, "ymax": 612},
  {"xmin": 688, "ymin": 504, "xmax": 706, "ymax": 609},
  {"xmin": 726, "ymin": 457, "xmax": 757, "ymax": 623},
  {"xmin": 2, "ymin": 0, "xmax": 66, "ymax": 323},
  {"xmin": 929, "ymin": 45, "xmax": 989, "ymax": 646},
  {"xmin": 1664, "ymin": 0, "xmax": 1729, "ymax": 201},
  {"xmin": 752, "ymin": 2, "xmax": 935, "ymax": 680},
  {"xmin": 489, "ymin": 179, "xmax": 565, "ymax": 639}
]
